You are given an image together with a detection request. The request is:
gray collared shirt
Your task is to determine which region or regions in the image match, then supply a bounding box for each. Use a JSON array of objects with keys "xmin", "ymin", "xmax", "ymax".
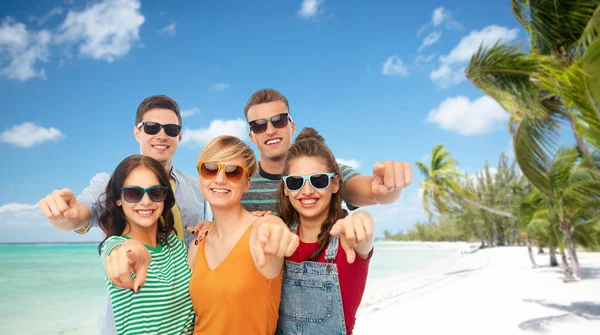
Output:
[{"xmin": 77, "ymin": 167, "xmax": 211, "ymax": 334}]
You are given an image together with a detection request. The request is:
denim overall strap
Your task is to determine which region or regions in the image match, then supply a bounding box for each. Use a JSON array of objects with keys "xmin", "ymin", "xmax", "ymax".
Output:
[{"xmin": 277, "ymin": 222, "xmax": 347, "ymax": 335}]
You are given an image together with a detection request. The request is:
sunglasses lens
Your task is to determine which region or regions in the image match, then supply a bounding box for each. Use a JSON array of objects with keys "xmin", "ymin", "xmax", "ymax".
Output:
[
  {"xmin": 143, "ymin": 122, "xmax": 161, "ymax": 135},
  {"xmin": 200, "ymin": 162, "xmax": 219, "ymax": 179},
  {"xmin": 271, "ymin": 114, "xmax": 289, "ymax": 128},
  {"xmin": 285, "ymin": 176, "xmax": 304, "ymax": 191},
  {"xmin": 163, "ymin": 124, "xmax": 181, "ymax": 137},
  {"xmin": 310, "ymin": 174, "xmax": 331, "ymax": 189},
  {"xmin": 148, "ymin": 187, "xmax": 167, "ymax": 202},
  {"xmin": 249, "ymin": 120, "xmax": 268, "ymax": 134},
  {"xmin": 123, "ymin": 187, "xmax": 144, "ymax": 202},
  {"xmin": 224, "ymin": 165, "xmax": 245, "ymax": 182}
]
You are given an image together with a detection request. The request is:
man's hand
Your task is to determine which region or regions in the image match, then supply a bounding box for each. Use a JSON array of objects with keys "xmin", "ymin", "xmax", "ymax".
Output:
[
  {"xmin": 39, "ymin": 189, "xmax": 80, "ymax": 221},
  {"xmin": 186, "ymin": 220, "xmax": 215, "ymax": 245},
  {"xmin": 371, "ymin": 161, "xmax": 412, "ymax": 195},
  {"xmin": 254, "ymin": 219, "xmax": 299, "ymax": 268},
  {"xmin": 105, "ymin": 240, "xmax": 151, "ymax": 292},
  {"xmin": 330, "ymin": 211, "xmax": 374, "ymax": 264}
]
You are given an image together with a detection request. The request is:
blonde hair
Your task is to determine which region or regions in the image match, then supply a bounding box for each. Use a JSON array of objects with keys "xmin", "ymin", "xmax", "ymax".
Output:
[{"xmin": 197, "ymin": 136, "xmax": 257, "ymax": 177}]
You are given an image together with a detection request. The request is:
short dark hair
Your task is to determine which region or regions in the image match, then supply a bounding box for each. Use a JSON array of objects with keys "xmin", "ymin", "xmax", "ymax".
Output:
[
  {"xmin": 135, "ymin": 95, "xmax": 182, "ymax": 126},
  {"xmin": 244, "ymin": 88, "xmax": 290, "ymax": 120}
]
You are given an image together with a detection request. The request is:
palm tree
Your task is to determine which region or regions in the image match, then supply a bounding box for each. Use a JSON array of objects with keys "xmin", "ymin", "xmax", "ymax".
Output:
[
  {"xmin": 527, "ymin": 147, "xmax": 600, "ymax": 279},
  {"xmin": 417, "ymin": 145, "xmax": 515, "ymax": 220},
  {"xmin": 466, "ymin": 1, "xmax": 600, "ymax": 191}
]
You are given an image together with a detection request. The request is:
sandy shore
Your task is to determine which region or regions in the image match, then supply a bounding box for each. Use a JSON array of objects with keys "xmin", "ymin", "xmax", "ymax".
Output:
[{"xmin": 354, "ymin": 246, "xmax": 600, "ymax": 335}]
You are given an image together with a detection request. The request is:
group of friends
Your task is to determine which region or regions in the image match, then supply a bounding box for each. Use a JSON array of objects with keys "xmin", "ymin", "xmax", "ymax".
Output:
[{"xmin": 38, "ymin": 89, "xmax": 412, "ymax": 335}]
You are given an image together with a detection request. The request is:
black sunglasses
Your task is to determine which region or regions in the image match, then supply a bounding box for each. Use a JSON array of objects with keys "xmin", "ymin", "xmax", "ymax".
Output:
[
  {"xmin": 248, "ymin": 113, "xmax": 291, "ymax": 134},
  {"xmin": 121, "ymin": 186, "xmax": 169, "ymax": 203},
  {"xmin": 137, "ymin": 121, "xmax": 182, "ymax": 137}
]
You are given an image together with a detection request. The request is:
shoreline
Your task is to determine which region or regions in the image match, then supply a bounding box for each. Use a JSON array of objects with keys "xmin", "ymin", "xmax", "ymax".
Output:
[{"xmin": 355, "ymin": 246, "xmax": 600, "ymax": 335}]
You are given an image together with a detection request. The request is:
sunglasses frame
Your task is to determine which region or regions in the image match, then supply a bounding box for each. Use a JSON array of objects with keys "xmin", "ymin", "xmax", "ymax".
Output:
[
  {"xmin": 121, "ymin": 186, "xmax": 169, "ymax": 203},
  {"xmin": 282, "ymin": 173, "xmax": 337, "ymax": 192},
  {"xmin": 247, "ymin": 113, "xmax": 293, "ymax": 134},
  {"xmin": 136, "ymin": 121, "xmax": 182, "ymax": 137},
  {"xmin": 196, "ymin": 161, "xmax": 249, "ymax": 183}
]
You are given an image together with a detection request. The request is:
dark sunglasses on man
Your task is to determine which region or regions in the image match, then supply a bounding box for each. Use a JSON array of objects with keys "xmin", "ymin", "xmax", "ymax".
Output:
[
  {"xmin": 248, "ymin": 113, "xmax": 292, "ymax": 134},
  {"xmin": 137, "ymin": 121, "xmax": 182, "ymax": 137}
]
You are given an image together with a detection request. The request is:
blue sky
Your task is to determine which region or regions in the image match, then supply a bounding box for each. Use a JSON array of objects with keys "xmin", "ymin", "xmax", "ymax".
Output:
[{"xmin": 1, "ymin": 0, "xmax": 532, "ymax": 242}]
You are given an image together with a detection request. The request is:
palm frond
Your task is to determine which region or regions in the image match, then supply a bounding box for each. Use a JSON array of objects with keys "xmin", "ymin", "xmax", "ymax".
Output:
[
  {"xmin": 514, "ymin": 113, "xmax": 560, "ymax": 197},
  {"xmin": 575, "ymin": 4, "xmax": 600, "ymax": 56},
  {"xmin": 466, "ymin": 43, "xmax": 553, "ymax": 121}
]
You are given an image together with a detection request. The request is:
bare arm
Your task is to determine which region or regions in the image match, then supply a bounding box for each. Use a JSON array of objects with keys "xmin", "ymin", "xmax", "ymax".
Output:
[
  {"xmin": 39, "ymin": 189, "xmax": 93, "ymax": 232},
  {"xmin": 342, "ymin": 161, "xmax": 412, "ymax": 207}
]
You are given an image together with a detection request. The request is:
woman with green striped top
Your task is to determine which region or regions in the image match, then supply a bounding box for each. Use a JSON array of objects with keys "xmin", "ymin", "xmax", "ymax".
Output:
[{"xmin": 98, "ymin": 155, "xmax": 195, "ymax": 335}]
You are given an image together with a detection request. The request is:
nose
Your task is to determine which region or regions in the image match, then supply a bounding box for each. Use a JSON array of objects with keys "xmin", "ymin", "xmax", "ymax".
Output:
[
  {"xmin": 214, "ymin": 168, "xmax": 227, "ymax": 185},
  {"xmin": 300, "ymin": 179, "xmax": 315, "ymax": 196},
  {"xmin": 139, "ymin": 191, "xmax": 153, "ymax": 205},
  {"xmin": 265, "ymin": 120, "xmax": 277, "ymax": 136}
]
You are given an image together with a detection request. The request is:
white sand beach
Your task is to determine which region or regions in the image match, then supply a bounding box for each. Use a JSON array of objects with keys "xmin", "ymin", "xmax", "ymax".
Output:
[{"xmin": 355, "ymin": 245, "xmax": 600, "ymax": 335}]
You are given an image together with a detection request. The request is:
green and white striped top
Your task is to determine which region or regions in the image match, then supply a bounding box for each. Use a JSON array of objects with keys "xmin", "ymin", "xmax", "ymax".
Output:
[{"xmin": 101, "ymin": 233, "xmax": 194, "ymax": 335}]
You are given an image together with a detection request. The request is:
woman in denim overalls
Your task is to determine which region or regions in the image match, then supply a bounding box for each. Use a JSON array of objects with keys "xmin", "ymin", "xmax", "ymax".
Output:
[{"xmin": 275, "ymin": 128, "xmax": 375, "ymax": 335}]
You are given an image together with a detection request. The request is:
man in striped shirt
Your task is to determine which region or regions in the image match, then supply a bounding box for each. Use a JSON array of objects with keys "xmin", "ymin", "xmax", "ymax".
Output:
[{"xmin": 242, "ymin": 89, "xmax": 412, "ymax": 214}]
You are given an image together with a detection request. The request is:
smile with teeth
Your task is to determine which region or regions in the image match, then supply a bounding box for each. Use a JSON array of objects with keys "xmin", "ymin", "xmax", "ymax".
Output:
[
  {"xmin": 265, "ymin": 138, "xmax": 282, "ymax": 146},
  {"xmin": 300, "ymin": 198, "xmax": 318, "ymax": 205},
  {"xmin": 136, "ymin": 209, "xmax": 155, "ymax": 217},
  {"xmin": 152, "ymin": 144, "xmax": 169, "ymax": 150},
  {"xmin": 211, "ymin": 188, "xmax": 230, "ymax": 194}
]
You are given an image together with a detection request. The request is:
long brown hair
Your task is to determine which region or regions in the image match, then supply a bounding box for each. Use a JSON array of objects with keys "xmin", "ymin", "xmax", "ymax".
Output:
[
  {"xmin": 98, "ymin": 155, "xmax": 176, "ymax": 254},
  {"xmin": 277, "ymin": 127, "xmax": 348, "ymax": 261}
]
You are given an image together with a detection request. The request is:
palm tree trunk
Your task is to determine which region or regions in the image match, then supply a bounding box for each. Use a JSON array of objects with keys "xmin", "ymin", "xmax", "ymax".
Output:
[
  {"xmin": 449, "ymin": 193, "xmax": 514, "ymax": 219},
  {"xmin": 566, "ymin": 111, "xmax": 590, "ymax": 156},
  {"xmin": 526, "ymin": 237, "xmax": 538, "ymax": 268},
  {"xmin": 549, "ymin": 242, "xmax": 559, "ymax": 267},
  {"xmin": 559, "ymin": 248, "xmax": 576, "ymax": 282},
  {"xmin": 537, "ymin": 244, "xmax": 544, "ymax": 254},
  {"xmin": 561, "ymin": 219, "xmax": 582, "ymax": 279}
]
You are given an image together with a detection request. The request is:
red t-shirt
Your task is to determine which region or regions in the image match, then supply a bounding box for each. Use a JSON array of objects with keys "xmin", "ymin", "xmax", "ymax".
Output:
[{"xmin": 288, "ymin": 237, "xmax": 373, "ymax": 334}]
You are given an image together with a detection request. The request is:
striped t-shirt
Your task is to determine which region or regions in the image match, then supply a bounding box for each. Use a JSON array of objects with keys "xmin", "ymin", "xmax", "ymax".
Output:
[
  {"xmin": 241, "ymin": 162, "xmax": 360, "ymax": 215},
  {"xmin": 100, "ymin": 233, "xmax": 195, "ymax": 335}
]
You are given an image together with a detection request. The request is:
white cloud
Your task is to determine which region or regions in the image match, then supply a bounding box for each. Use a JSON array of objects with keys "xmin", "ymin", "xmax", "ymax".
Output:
[
  {"xmin": 0, "ymin": 122, "xmax": 65, "ymax": 148},
  {"xmin": 158, "ymin": 23, "xmax": 176, "ymax": 36},
  {"xmin": 382, "ymin": 55, "xmax": 408, "ymax": 77},
  {"xmin": 181, "ymin": 107, "xmax": 199, "ymax": 117},
  {"xmin": 419, "ymin": 31, "xmax": 442, "ymax": 51},
  {"xmin": 0, "ymin": 202, "xmax": 38, "ymax": 214},
  {"xmin": 415, "ymin": 53, "xmax": 436, "ymax": 64},
  {"xmin": 298, "ymin": 0, "xmax": 323, "ymax": 19},
  {"xmin": 425, "ymin": 95, "xmax": 509, "ymax": 135},
  {"xmin": 181, "ymin": 119, "xmax": 248, "ymax": 146},
  {"xmin": 211, "ymin": 82, "xmax": 231, "ymax": 91},
  {"xmin": 432, "ymin": 7, "xmax": 461, "ymax": 29},
  {"xmin": 429, "ymin": 63, "xmax": 466, "ymax": 87},
  {"xmin": 35, "ymin": 7, "xmax": 64, "ymax": 26},
  {"xmin": 336, "ymin": 158, "xmax": 360, "ymax": 169},
  {"xmin": 430, "ymin": 25, "xmax": 520, "ymax": 88},
  {"xmin": 0, "ymin": 18, "xmax": 52, "ymax": 81},
  {"xmin": 418, "ymin": 7, "xmax": 462, "ymax": 36},
  {"xmin": 55, "ymin": 0, "xmax": 145, "ymax": 62}
]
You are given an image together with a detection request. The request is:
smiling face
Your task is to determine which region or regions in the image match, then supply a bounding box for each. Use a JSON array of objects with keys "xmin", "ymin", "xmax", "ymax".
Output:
[
  {"xmin": 117, "ymin": 166, "xmax": 165, "ymax": 233},
  {"xmin": 134, "ymin": 108, "xmax": 182, "ymax": 170},
  {"xmin": 198, "ymin": 157, "xmax": 251, "ymax": 210},
  {"xmin": 247, "ymin": 101, "xmax": 296, "ymax": 163},
  {"xmin": 284, "ymin": 156, "xmax": 339, "ymax": 223}
]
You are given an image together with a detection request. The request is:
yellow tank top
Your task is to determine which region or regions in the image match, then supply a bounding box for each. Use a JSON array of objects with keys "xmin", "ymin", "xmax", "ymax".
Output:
[{"xmin": 189, "ymin": 222, "xmax": 282, "ymax": 335}]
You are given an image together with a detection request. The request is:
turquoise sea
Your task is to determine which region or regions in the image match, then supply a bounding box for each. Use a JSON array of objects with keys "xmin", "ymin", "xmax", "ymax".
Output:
[{"xmin": 0, "ymin": 241, "xmax": 463, "ymax": 335}]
